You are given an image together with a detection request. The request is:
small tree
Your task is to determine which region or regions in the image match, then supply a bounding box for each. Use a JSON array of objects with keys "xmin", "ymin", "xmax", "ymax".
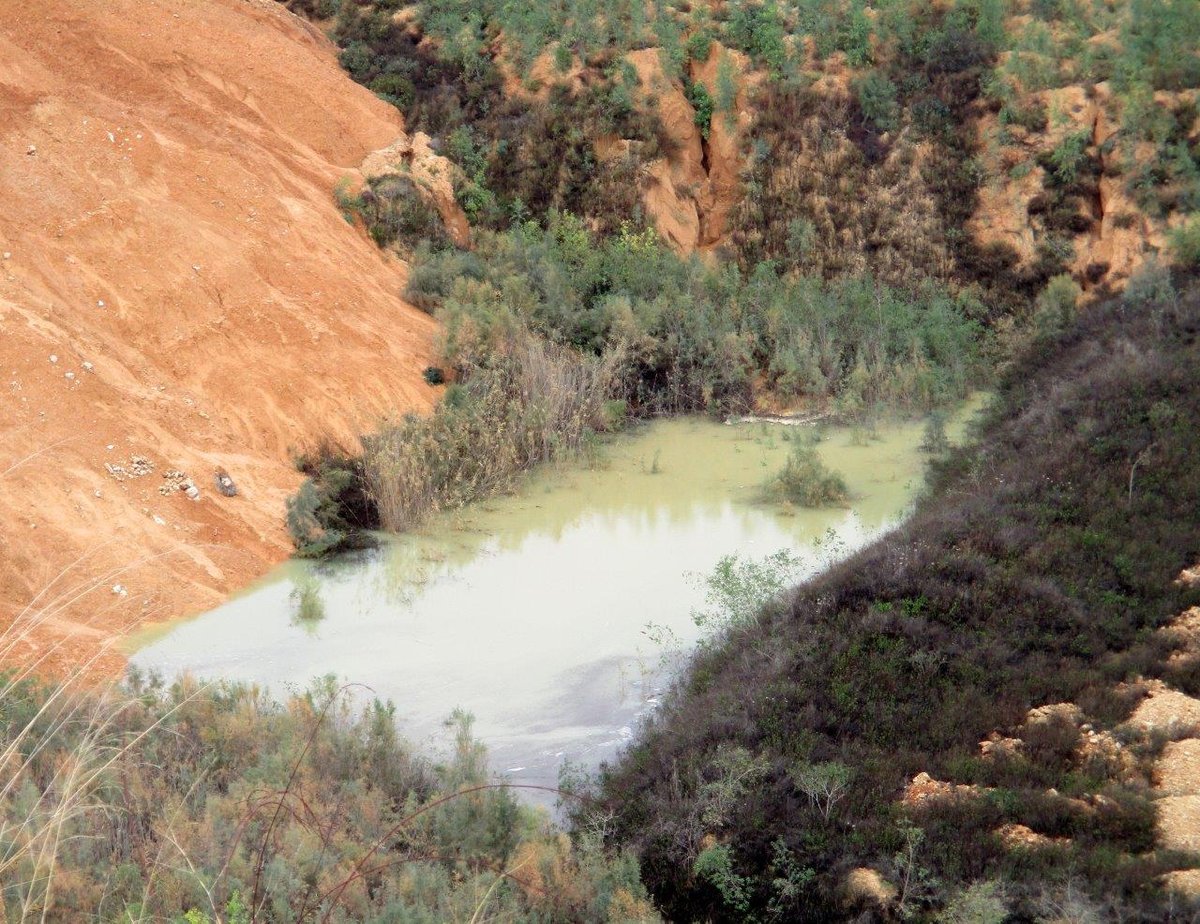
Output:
[
  {"xmin": 1034, "ymin": 273, "xmax": 1081, "ymax": 336},
  {"xmin": 790, "ymin": 761, "xmax": 853, "ymax": 820},
  {"xmin": 856, "ymin": 70, "xmax": 899, "ymax": 132}
]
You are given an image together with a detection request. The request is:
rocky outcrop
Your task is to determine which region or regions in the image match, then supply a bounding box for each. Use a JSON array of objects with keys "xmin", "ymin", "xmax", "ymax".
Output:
[{"xmin": 360, "ymin": 130, "xmax": 471, "ymax": 247}]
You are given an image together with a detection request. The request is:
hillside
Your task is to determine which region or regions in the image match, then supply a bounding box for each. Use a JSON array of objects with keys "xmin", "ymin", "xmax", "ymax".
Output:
[
  {"xmin": 0, "ymin": 0, "xmax": 439, "ymax": 674},
  {"xmin": 597, "ymin": 279, "xmax": 1200, "ymax": 919}
]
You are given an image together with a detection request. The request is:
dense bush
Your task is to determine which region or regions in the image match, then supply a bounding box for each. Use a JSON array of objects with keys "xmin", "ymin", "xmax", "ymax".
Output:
[
  {"xmin": 286, "ymin": 443, "xmax": 378, "ymax": 557},
  {"xmin": 759, "ymin": 443, "xmax": 850, "ymax": 508},
  {"xmin": 596, "ymin": 278, "xmax": 1200, "ymax": 920},
  {"xmin": 336, "ymin": 174, "xmax": 450, "ymax": 251},
  {"xmin": 409, "ymin": 216, "xmax": 985, "ymax": 419}
]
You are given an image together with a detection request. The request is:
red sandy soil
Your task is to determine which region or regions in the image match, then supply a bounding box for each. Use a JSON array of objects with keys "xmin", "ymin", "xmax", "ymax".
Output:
[{"xmin": 0, "ymin": 0, "xmax": 438, "ymax": 677}]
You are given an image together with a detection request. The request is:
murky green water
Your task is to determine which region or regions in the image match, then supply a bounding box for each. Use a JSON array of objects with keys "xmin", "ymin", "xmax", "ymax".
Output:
[{"xmin": 128, "ymin": 401, "xmax": 983, "ymax": 799}]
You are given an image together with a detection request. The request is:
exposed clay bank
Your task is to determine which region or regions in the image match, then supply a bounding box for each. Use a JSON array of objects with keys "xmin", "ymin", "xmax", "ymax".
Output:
[{"xmin": 127, "ymin": 403, "xmax": 983, "ymax": 798}]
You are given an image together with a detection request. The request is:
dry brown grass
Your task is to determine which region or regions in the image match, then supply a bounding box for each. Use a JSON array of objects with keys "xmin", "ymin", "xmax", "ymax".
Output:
[{"xmin": 364, "ymin": 334, "xmax": 623, "ymax": 531}]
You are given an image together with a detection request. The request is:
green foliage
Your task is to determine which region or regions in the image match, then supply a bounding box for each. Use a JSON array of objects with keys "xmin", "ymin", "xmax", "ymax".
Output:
[
  {"xmin": 1045, "ymin": 130, "xmax": 1092, "ymax": 187},
  {"xmin": 688, "ymin": 81, "xmax": 714, "ymax": 139},
  {"xmin": 690, "ymin": 549, "xmax": 804, "ymax": 642},
  {"xmin": 693, "ymin": 845, "xmax": 754, "ymax": 919},
  {"xmin": 290, "ymin": 572, "xmax": 326, "ymax": 630},
  {"xmin": 715, "ymin": 50, "xmax": 739, "ymax": 118},
  {"xmin": 761, "ymin": 443, "xmax": 850, "ymax": 507},
  {"xmin": 855, "ymin": 69, "xmax": 900, "ymax": 132},
  {"xmin": 837, "ymin": 0, "xmax": 874, "ymax": 68},
  {"xmin": 686, "ymin": 27, "xmax": 714, "ymax": 64},
  {"xmin": 409, "ymin": 220, "xmax": 985, "ymax": 418},
  {"xmin": 0, "ymin": 676, "xmax": 659, "ymax": 921},
  {"xmin": 338, "ymin": 173, "xmax": 450, "ymax": 251},
  {"xmin": 726, "ymin": 0, "xmax": 788, "ymax": 75},
  {"xmin": 920, "ymin": 410, "xmax": 950, "ymax": 455},
  {"xmin": 937, "ymin": 880, "xmax": 1009, "ymax": 924},
  {"xmin": 286, "ymin": 445, "xmax": 377, "ymax": 556},
  {"xmin": 1124, "ymin": 0, "xmax": 1200, "ymax": 91},
  {"xmin": 1170, "ymin": 214, "xmax": 1200, "ymax": 268},
  {"xmin": 791, "ymin": 760, "xmax": 854, "ymax": 819},
  {"xmin": 1033, "ymin": 272, "xmax": 1081, "ymax": 336}
]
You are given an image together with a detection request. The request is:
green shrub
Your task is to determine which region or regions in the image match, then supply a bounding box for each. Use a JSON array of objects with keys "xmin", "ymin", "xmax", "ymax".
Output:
[
  {"xmin": 0, "ymin": 674, "xmax": 659, "ymax": 920},
  {"xmin": 688, "ymin": 81, "xmax": 714, "ymax": 139},
  {"xmin": 1170, "ymin": 214, "xmax": 1200, "ymax": 268},
  {"xmin": 286, "ymin": 444, "xmax": 378, "ymax": 556},
  {"xmin": 1033, "ymin": 273, "xmax": 1081, "ymax": 336},
  {"xmin": 349, "ymin": 174, "xmax": 450, "ymax": 251},
  {"xmin": 761, "ymin": 443, "xmax": 850, "ymax": 507},
  {"xmin": 1045, "ymin": 130, "xmax": 1092, "ymax": 187},
  {"xmin": 920, "ymin": 411, "xmax": 950, "ymax": 455},
  {"xmin": 855, "ymin": 70, "xmax": 900, "ymax": 132}
]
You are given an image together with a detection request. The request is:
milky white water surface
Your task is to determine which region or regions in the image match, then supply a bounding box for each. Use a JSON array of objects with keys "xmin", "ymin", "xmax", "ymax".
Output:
[{"xmin": 127, "ymin": 403, "xmax": 982, "ymax": 801}]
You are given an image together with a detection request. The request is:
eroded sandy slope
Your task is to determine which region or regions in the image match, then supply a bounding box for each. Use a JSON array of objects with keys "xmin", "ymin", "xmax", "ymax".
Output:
[{"xmin": 0, "ymin": 0, "xmax": 437, "ymax": 674}]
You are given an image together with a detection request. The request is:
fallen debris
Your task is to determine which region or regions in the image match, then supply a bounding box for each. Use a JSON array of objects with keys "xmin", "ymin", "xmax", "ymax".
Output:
[{"xmin": 105, "ymin": 455, "xmax": 154, "ymax": 481}]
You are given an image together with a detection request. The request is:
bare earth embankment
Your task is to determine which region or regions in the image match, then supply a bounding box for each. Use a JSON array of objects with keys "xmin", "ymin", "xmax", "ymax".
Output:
[{"xmin": 0, "ymin": 0, "xmax": 437, "ymax": 675}]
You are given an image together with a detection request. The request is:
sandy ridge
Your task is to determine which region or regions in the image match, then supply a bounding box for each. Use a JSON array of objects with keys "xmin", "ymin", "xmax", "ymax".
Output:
[{"xmin": 0, "ymin": 0, "xmax": 437, "ymax": 674}]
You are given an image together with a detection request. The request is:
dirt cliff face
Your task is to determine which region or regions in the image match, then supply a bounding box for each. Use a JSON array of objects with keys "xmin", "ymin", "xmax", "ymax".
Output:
[
  {"xmin": 626, "ymin": 43, "xmax": 752, "ymax": 257},
  {"xmin": 971, "ymin": 82, "xmax": 1199, "ymax": 292},
  {"xmin": 0, "ymin": 0, "xmax": 437, "ymax": 674}
]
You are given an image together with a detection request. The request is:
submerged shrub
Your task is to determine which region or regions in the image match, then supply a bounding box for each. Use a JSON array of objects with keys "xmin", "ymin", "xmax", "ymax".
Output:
[
  {"xmin": 761, "ymin": 443, "xmax": 849, "ymax": 507},
  {"xmin": 920, "ymin": 411, "xmax": 950, "ymax": 455}
]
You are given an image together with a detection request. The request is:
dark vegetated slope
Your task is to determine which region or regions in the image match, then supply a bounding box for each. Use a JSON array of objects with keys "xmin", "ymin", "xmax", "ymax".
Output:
[
  {"xmin": 326, "ymin": 1, "xmax": 667, "ymax": 234},
  {"xmin": 599, "ymin": 280, "xmax": 1200, "ymax": 920}
]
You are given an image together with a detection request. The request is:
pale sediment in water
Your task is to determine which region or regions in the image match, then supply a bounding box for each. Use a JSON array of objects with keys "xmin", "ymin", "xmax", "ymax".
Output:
[{"xmin": 127, "ymin": 399, "xmax": 985, "ymax": 801}]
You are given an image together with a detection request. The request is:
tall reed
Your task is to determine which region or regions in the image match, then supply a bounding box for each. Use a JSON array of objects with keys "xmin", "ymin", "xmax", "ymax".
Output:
[{"xmin": 364, "ymin": 333, "xmax": 622, "ymax": 531}]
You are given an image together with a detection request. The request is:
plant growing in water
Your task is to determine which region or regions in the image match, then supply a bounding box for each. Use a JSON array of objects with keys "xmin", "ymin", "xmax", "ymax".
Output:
[
  {"xmin": 760, "ymin": 443, "xmax": 849, "ymax": 507},
  {"xmin": 290, "ymin": 571, "xmax": 326, "ymax": 632},
  {"xmin": 920, "ymin": 411, "xmax": 950, "ymax": 455}
]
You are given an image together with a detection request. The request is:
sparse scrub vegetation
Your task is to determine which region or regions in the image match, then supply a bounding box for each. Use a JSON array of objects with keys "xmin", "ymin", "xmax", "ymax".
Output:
[{"xmin": 0, "ymin": 671, "xmax": 658, "ymax": 921}]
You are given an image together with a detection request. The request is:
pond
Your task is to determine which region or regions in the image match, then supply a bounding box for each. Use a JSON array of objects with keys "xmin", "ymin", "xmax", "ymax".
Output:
[{"xmin": 127, "ymin": 402, "xmax": 983, "ymax": 804}]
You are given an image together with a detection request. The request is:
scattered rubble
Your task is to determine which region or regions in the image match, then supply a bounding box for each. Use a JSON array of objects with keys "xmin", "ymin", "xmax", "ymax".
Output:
[
  {"xmin": 159, "ymin": 469, "xmax": 199, "ymax": 499},
  {"xmin": 105, "ymin": 455, "xmax": 154, "ymax": 481}
]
